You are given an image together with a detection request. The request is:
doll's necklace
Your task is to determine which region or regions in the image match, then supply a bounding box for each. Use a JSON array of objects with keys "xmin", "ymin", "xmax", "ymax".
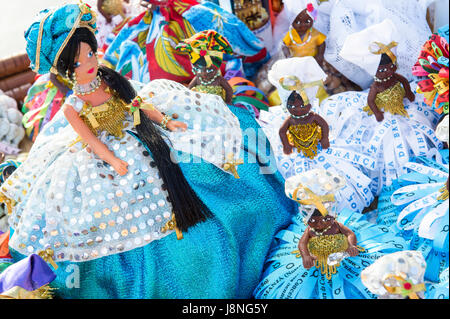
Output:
[
  {"xmin": 198, "ymin": 71, "xmax": 220, "ymax": 86},
  {"xmin": 373, "ymin": 74, "xmax": 394, "ymax": 83},
  {"xmin": 73, "ymin": 75, "xmax": 102, "ymax": 96},
  {"xmin": 289, "ymin": 27, "xmax": 312, "ymax": 46},
  {"xmin": 291, "ymin": 111, "xmax": 311, "ymax": 119},
  {"xmin": 311, "ymin": 225, "xmax": 332, "ymax": 236}
]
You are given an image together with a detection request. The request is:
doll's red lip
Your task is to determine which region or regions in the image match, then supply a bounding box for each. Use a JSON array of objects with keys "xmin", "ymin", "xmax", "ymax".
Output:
[{"xmin": 88, "ymin": 68, "xmax": 95, "ymax": 74}]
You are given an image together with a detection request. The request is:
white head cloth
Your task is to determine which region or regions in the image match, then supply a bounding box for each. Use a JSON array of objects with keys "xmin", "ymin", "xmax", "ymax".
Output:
[
  {"xmin": 285, "ymin": 168, "xmax": 346, "ymax": 221},
  {"xmin": 339, "ymin": 19, "xmax": 399, "ymax": 77},
  {"xmin": 268, "ymin": 56, "xmax": 327, "ymax": 107},
  {"xmin": 435, "ymin": 115, "xmax": 449, "ymax": 144}
]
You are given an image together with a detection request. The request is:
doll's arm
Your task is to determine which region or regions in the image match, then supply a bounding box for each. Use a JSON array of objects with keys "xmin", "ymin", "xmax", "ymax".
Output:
[
  {"xmin": 281, "ymin": 44, "xmax": 291, "ymax": 58},
  {"xmin": 298, "ymin": 228, "xmax": 316, "ymax": 269},
  {"xmin": 97, "ymin": 0, "xmax": 112, "ymax": 23},
  {"xmin": 50, "ymin": 73, "xmax": 69, "ymax": 95},
  {"xmin": 187, "ymin": 76, "xmax": 199, "ymax": 90},
  {"xmin": 142, "ymin": 108, "xmax": 187, "ymax": 132},
  {"xmin": 279, "ymin": 118, "xmax": 293, "ymax": 154},
  {"xmin": 63, "ymin": 104, "xmax": 128, "ymax": 175},
  {"xmin": 313, "ymin": 114, "xmax": 330, "ymax": 149},
  {"xmin": 337, "ymin": 222, "xmax": 359, "ymax": 256},
  {"xmin": 395, "ymin": 73, "xmax": 415, "ymax": 102},
  {"xmin": 315, "ymin": 41, "xmax": 326, "ymax": 66},
  {"xmin": 367, "ymin": 85, "xmax": 384, "ymax": 122},
  {"xmin": 220, "ymin": 76, "xmax": 234, "ymax": 105}
]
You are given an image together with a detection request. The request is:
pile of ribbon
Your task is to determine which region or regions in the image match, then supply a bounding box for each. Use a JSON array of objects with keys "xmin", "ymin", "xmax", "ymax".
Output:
[
  {"xmin": 227, "ymin": 76, "xmax": 270, "ymax": 118},
  {"xmin": 412, "ymin": 24, "xmax": 449, "ymax": 115}
]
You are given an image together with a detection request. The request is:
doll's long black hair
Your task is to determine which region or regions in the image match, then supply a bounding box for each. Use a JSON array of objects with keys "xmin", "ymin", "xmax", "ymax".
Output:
[{"xmin": 56, "ymin": 28, "xmax": 212, "ymax": 232}]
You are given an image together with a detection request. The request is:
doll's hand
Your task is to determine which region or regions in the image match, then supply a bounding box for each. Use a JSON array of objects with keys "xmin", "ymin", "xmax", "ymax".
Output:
[
  {"xmin": 346, "ymin": 245, "xmax": 359, "ymax": 257},
  {"xmin": 111, "ymin": 157, "xmax": 129, "ymax": 176},
  {"xmin": 406, "ymin": 91, "xmax": 415, "ymax": 102},
  {"xmin": 302, "ymin": 255, "xmax": 316, "ymax": 269},
  {"xmin": 283, "ymin": 144, "xmax": 293, "ymax": 155},
  {"xmin": 166, "ymin": 120, "xmax": 188, "ymax": 132},
  {"xmin": 374, "ymin": 112, "xmax": 384, "ymax": 122},
  {"xmin": 321, "ymin": 139, "xmax": 330, "ymax": 149}
]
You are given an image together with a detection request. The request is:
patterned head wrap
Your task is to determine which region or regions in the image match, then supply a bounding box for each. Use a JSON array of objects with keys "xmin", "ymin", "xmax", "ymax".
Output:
[
  {"xmin": 25, "ymin": 2, "xmax": 97, "ymax": 75},
  {"xmin": 176, "ymin": 30, "xmax": 233, "ymax": 69}
]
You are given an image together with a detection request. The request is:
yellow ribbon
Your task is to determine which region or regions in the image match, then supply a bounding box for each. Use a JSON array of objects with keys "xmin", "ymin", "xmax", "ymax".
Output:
[
  {"xmin": 38, "ymin": 248, "xmax": 58, "ymax": 270},
  {"xmin": 369, "ymin": 41, "xmax": 398, "ymax": 65},
  {"xmin": 160, "ymin": 214, "xmax": 183, "ymax": 240},
  {"xmin": 127, "ymin": 95, "xmax": 155, "ymax": 126},
  {"xmin": 382, "ymin": 274, "xmax": 425, "ymax": 299},
  {"xmin": 292, "ymin": 184, "xmax": 335, "ymax": 216},
  {"xmin": 279, "ymin": 76, "xmax": 326, "ymax": 105},
  {"xmin": 223, "ymin": 153, "xmax": 244, "ymax": 179}
]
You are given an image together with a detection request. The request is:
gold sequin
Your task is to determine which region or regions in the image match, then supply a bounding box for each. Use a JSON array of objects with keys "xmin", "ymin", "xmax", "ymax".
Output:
[
  {"xmin": 103, "ymin": 208, "xmax": 111, "ymax": 216},
  {"xmin": 287, "ymin": 122, "xmax": 322, "ymax": 159},
  {"xmin": 363, "ymin": 82, "xmax": 409, "ymax": 117}
]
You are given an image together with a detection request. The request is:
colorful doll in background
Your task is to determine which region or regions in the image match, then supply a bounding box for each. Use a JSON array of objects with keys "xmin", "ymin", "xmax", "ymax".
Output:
[
  {"xmin": 102, "ymin": 0, "xmax": 266, "ymax": 83},
  {"xmin": 412, "ymin": 24, "xmax": 449, "ymax": 116},
  {"xmin": 177, "ymin": 30, "xmax": 271, "ymax": 121},
  {"xmin": 361, "ymin": 250, "xmax": 427, "ymax": 299},
  {"xmin": 0, "ymin": 2, "xmax": 297, "ymax": 299},
  {"xmin": 252, "ymin": 169, "xmax": 408, "ymax": 299},
  {"xmin": 21, "ymin": 73, "xmax": 72, "ymax": 142},
  {"xmin": 257, "ymin": 57, "xmax": 375, "ymax": 213},
  {"xmin": 327, "ymin": 19, "xmax": 444, "ymax": 195},
  {"xmin": 177, "ymin": 30, "xmax": 234, "ymax": 105},
  {"xmin": 282, "ymin": 3, "xmax": 325, "ymax": 66}
]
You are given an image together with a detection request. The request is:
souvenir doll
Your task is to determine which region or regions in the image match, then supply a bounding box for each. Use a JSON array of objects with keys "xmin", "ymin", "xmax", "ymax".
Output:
[
  {"xmin": 282, "ymin": 3, "xmax": 325, "ymax": 66},
  {"xmin": 176, "ymin": 30, "xmax": 234, "ymax": 105},
  {"xmin": 252, "ymin": 169, "xmax": 408, "ymax": 299},
  {"xmin": 376, "ymin": 145, "xmax": 449, "ymax": 283},
  {"xmin": 361, "ymin": 250, "xmax": 427, "ymax": 299},
  {"xmin": 0, "ymin": 93, "xmax": 25, "ymax": 155},
  {"xmin": 176, "ymin": 30, "xmax": 271, "ymax": 131},
  {"xmin": 257, "ymin": 57, "xmax": 374, "ymax": 213},
  {"xmin": 323, "ymin": 0, "xmax": 433, "ymax": 91},
  {"xmin": 0, "ymin": 3, "xmax": 296, "ymax": 299},
  {"xmin": 331, "ymin": 19, "xmax": 444, "ymax": 194},
  {"xmin": 103, "ymin": 0, "xmax": 266, "ymax": 83},
  {"xmin": 412, "ymin": 24, "xmax": 448, "ymax": 116}
]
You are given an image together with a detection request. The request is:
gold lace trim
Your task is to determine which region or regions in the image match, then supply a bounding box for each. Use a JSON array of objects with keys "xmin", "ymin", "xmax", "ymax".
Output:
[
  {"xmin": 308, "ymin": 233, "xmax": 348, "ymax": 279},
  {"xmin": 364, "ymin": 81, "xmax": 409, "ymax": 117}
]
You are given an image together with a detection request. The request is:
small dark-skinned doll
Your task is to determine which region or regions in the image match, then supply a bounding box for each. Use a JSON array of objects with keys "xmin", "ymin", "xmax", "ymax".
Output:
[
  {"xmin": 365, "ymin": 51, "xmax": 415, "ymax": 122},
  {"xmin": 278, "ymin": 77, "xmax": 329, "ymax": 159},
  {"xmin": 285, "ymin": 169, "xmax": 360, "ymax": 279},
  {"xmin": 176, "ymin": 30, "xmax": 234, "ymax": 105},
  {"xmin": 282, "ymin": 3, "xmax": 326, "ymax": 67}
]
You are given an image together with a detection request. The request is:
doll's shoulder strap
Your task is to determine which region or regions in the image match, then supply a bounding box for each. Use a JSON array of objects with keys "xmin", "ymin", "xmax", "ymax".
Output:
[{"xmin": 65, "ymin": 94, "xmax": 85, "ymax": 113}]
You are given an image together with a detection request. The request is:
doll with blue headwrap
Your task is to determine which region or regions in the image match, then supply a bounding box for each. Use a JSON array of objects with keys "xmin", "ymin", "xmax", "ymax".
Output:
[
  {"xmin": 0, "ymin": 2, "xmax": 296, "ymax": 299},
  {"xmin": 253, "ymin": 168, "xmax": 408, "ymax": 299}
]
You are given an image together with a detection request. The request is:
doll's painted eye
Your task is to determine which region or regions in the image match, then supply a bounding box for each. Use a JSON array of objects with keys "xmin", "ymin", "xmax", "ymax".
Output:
[
  {"xmin": 207, "ymin": 68, "xmax": 214, "ymax": 73},
  {"xmin": 296, "ymin": 20, "xmax": 301, "ymax": 24},
  {"xmin": 390, "ymin": 65, "xmax": 394, "ymax": 68},
  {"xmin": 310, "ymin": 218, "xmax": 315, "ymax": 223},
  {"xmin": 88, "ymin": 51, "xmax": 94, "ymax": 58},
  {"xmin": 73, "ymin": 62, "xmax": 81, "ymax": 68},
  {"xmin": 306, "ymin": 19, "xmax": 311, "ymax": 23}
]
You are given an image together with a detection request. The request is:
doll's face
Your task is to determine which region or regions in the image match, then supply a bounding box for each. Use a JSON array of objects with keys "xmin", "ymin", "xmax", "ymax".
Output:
[
  {"xmin": 286, "ymin": 91, "xmax": 311, "ymax": 117},
  {"xmin": 308, "ymin": 214, "xmax": 334, "ymax": 230},
  {"xmin": 73, "ymin": 42, "xmax": 98, "ymax": 85},
  {"xmin": 192, "ymin": 62, "xmax": 218, "ymax": 81},
  {"xmin": 292, "ymin": 9, "xmax": 313, "ymax": 34},
  {"xmin": 376, "ymin": 62, "xmax": 396, "ymax": 80}
]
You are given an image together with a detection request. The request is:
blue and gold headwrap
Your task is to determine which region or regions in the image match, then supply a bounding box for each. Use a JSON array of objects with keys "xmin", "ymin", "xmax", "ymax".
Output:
[{"xmin": 25, "ymin": 1, "xmax": 97, "ymax": 75}]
